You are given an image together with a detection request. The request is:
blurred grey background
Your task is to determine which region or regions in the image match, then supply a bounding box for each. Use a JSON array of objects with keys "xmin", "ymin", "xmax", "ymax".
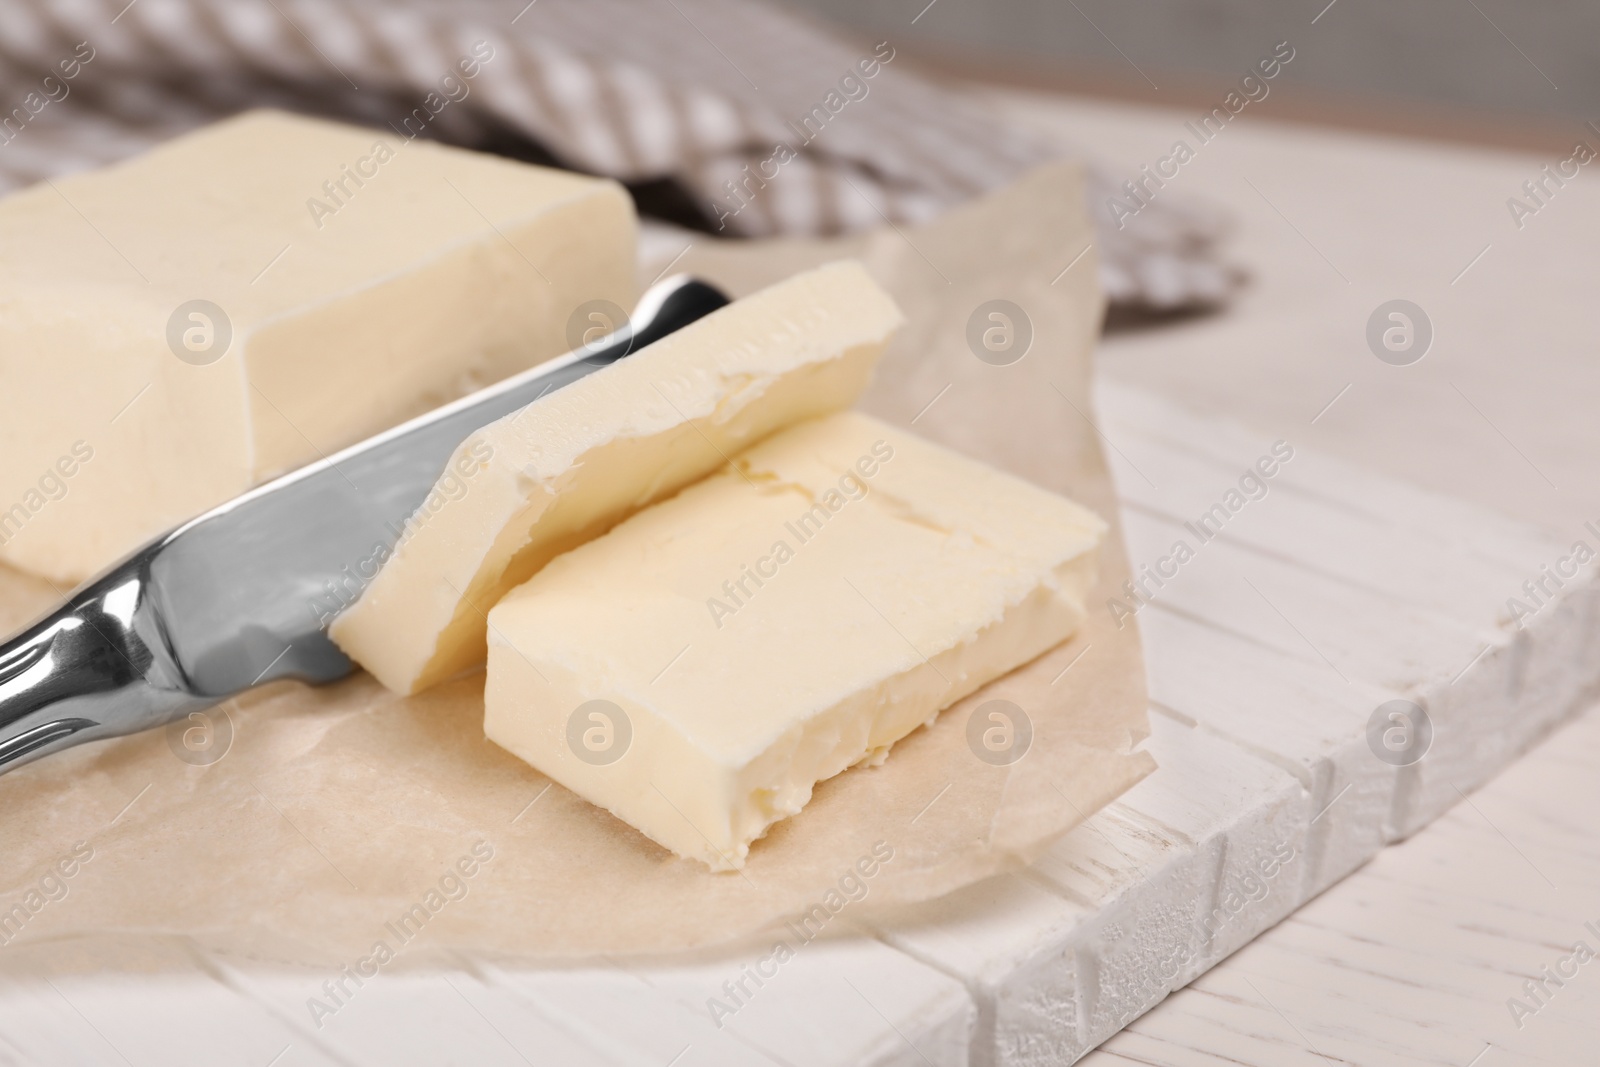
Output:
[{"xmin": 775, "ymin": 0, "xmax": 1596, "ymax": 150}]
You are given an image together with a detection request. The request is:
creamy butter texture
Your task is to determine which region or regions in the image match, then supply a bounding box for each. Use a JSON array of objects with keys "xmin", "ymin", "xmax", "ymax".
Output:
[
  {"xmin": 483, "ymin": 412, "xmax": 1106, "ymax": 870},
  {"xmin": 332, "ymin": 261, "xmax": 903, "ymax": 694},
  {"xmin": 0, "ymin": 109, "xmax": 636, "ymax": 582}
]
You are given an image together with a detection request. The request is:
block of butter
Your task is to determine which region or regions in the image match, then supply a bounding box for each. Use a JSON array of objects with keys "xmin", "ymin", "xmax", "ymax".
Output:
[
  {"xmin": 332, "ymin": 261, "xmax": 902, "ymax": 695},
  {"xmin": 0, "ymin": 109, "xmax": 635, "ymax": 583},
  {"xmin": 483, "ymin": 411, "xmax": 1106, "ymax": 870}
]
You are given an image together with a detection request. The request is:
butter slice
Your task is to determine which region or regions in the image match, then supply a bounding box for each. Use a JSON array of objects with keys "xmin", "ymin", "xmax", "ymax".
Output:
[
  {"xmin": 332, "ymin": 262, "xmax": 903, "ymax": 694},
  {"xmin": 483, "ymin": 412, "xmax": 1106, "ymax": 870},
  {"xmin": 0, "ymin": 110, "xmax": 635, "ymax": 583}
]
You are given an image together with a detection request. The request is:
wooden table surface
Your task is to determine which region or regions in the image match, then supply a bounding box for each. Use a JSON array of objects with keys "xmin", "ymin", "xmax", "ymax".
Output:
[{"xmin": 989, "ymin": 89, "xmax": 1600, "ymax": 535}]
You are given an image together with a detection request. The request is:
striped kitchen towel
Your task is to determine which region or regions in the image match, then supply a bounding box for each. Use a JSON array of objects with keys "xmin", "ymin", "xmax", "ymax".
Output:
[{"xmin": 0, "ymin": 0, "xmax": 1239, "ymax": 310}]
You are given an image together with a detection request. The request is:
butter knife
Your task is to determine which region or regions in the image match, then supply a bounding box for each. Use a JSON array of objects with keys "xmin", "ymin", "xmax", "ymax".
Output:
[{"xmin": 0, "ymin": 276, "xmax": 729, "ymax": 773}]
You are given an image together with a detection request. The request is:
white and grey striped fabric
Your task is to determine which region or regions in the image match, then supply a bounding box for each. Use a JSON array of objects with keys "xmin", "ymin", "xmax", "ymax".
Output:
[{"xmin": 0, "ymin": 0, "xmax": 1239, "ymax": 310}]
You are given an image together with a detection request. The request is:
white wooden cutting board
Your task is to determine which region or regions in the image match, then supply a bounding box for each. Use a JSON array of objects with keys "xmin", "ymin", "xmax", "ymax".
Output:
[{"xmin": 3, "ymin": 379, "xmax": 1590, "ymax": 1067}]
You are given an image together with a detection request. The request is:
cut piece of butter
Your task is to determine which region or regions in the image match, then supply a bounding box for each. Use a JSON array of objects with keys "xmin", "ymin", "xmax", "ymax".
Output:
[
  {"xmin": 331, "ymin": 261, "xmax": 903, "ymax": 695},
  {"xmin": 0, "ymin": 109, "xmax": 636, "ymax": 583},
  {"xmin": 483, "ymin": 411, "xmax": 1106, "ymax": 870}
]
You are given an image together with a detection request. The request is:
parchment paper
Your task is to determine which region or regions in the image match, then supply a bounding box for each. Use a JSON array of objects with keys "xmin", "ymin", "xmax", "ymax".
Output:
[{"xmin": 0, "ymin": 163, "xmax": 1152, "ymax": 965}]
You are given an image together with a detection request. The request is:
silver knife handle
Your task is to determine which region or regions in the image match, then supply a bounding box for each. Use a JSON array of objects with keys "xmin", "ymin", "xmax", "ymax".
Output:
[{"xmin": 0, "ymin": 548, "xmax": 206, "ymax": 772}]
